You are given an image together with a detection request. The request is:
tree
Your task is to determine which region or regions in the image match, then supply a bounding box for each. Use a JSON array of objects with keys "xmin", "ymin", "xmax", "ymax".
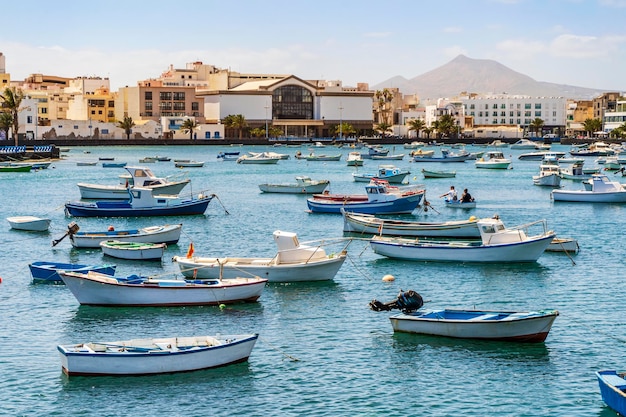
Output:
[
  {"xmin": 407, "ymin": 118, "xmax": 425, "ymax": 139},
  {"xmin": 529, "ymin": 118, "xmax": 545, "ymax": 137},
  {"xmin": 435, "ymin": 114, "xmax": 456, "ymax": 138},
  {"xmin": 223, "ymin": 114, "xmax": 247, "ymax": 139},
  {"xmin": 0, "ymin": 87, "xmax": 26, "ymax": 145},
  {"xmin": 180, "ymin": 118, "xmax": 198, "ymax": 140},
  {"xmin": 422, "ymin": 127, "xmax": 433, "ymax": 139},
  {"xmin": 374, "ymin": 89, "xmax": 394, "ymax": 125},
  {"xmin": 268, "ymin": 125, "xmax": 283, "ymax": 138},
  {"xmin": 0, "ymin": 111, "xmax": 12, "ymax": 141},
  {"xmin": 332, "ymin": 122, "xmax": 356, "ymax": 138},
  {"xmin": 374, "ymin": 122, "xmax": 392, "ymax": 138},
  {"xmin": 116, "ymin": 116, "xmax": 136, "ymax": 139},
  {"xmin": 582, "ymin": 118, "xmax": 602, "ymax": 138}
]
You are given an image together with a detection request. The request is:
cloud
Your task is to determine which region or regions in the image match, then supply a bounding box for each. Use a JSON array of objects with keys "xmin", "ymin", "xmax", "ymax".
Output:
[
  {"xmin": 599, "ymin": 0, "xmax": 626, "ymax": 7},
  {"xmin": 549, "ymin": 34, "xmax": 626, "ymax": 58}
]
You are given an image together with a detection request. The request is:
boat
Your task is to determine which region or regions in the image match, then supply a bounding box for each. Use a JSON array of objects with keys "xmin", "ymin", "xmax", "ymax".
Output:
[
  {"xmin": 510, "ymin": 138, "xmax": 541, "ymax": 150},
  {"xmin": 216, "ymin": 151, "xmax": 240, "ymax": 161},
  {"xmin": 0, "ymin": 164, "xmax": 32, "ymax": 172},
  {"xmin": 558, "ymin": 160, "xmax": 592, "ymax": 180},
  {"xmin": 28, "ymin": 261, "xmax": 116, "ymax": 284},
  {"xmin": 65, "ymin": 187, "xmax": 213, "ymax": 217},
  {"xmin": 77, "ymin": 166, "xmax": 190, "ymax": 200},
  {"xmin": 258, "ymin": 176, "xmax": 330, "ymax": 194},
  {"xmin": 533, "ymin": 156, "xmax": 561, "ymax": 187},
  {"xmin": 421, "ymin": 168, "xmax": 456, "ymax": 179},
  {"xmin": 475, "ymin": 151, "xmax": 511, "ymax": 169},
  {"xmin": 341, "ymin": 210, "xmax": 481, "ymax": 238},
  {"xmin": 100, "ymin": 240, "xmax": 167, "ymax": 261},
  {"xmin": 361, "ymin": 145, "xmax": 389, "ymax": 159},
  {"xmin": 99, "ymin": 157, "xmax": 115, "ymax": 161},
  {"xmin": 174, "ymin": 160, "xmax": 205, "ymax": 168},
  {"xmin": 444, "ymin": 198, "xmax": 477, "ymax": 209},
  {"xmin": 58, "ymin": 333, "xmax": 258, "ymax": 377},
  {"xmin": 236, "ymin": 153, "xmax": 280, "ymax": 164},
  {"xmin": 305, "ymin": 153, "xmax": 342, "ymax": 161},
  {"xmin": 62, "ymin": 223, "xmax": 183, "ymax": 248},
  {"xmin": 409, "ymin": 149, "xmax": 435, "ymax": 158},
  {"xmin": 369, "ymin": 217, "xmax": 556, "ymax": 262},
  {"xmin": 569, "ymin": 141, "xmax": 614, "ymax": 156},
  {"xmin": 173, "ymin": 230, "xmax": 348, "ymax": 283},
  {"xmin": 546, "ymin": 237, "xmax": 579, "ymax": 253},
  {"xmin": 602, "ymin": 156, "xmax": 622, "ymax": 171},
  {"xmin": 412, "ymin": 148, "xmax": 470, "ymax": 162},
  {"xmin": 517, "ymin": 151, "xmax": 565, "ymax": 161},
  {"xmin": 403, "ymin": 141, "xmax": 426, "ymax": 149},
  {"xmin": 551, "ymin": 174, "xmax": 626, "ymax": 202},
  {"xmin": 138, "ymin": 157, "xmax": 157, "ymax": 163},
  {"xmin": 371, "ymin": 154, "xmax": 405, "ymax": 161},
  {"xmin": 307, "ymin": 180, "xmax": 425, "ymax": 214},
  {"xmin": 352, "ymin": 165, "xmax": 410, "ymax": 184},
  {"xmin": 596, "ymin": 370, "xmax": 626, "ymax": 416},
  {"xmin": 369, "ymin": 289, "xmax": 558, "ymax": 342},
  {"xmin": 59, "ymin": 270, "xmax": 267, "ymax": 306},
  {"xmin": 76, "ymin": 161, "xmax": 98, "ymax": 166},
  {"xmin": 488, "ymin": 140, "xmax": 509, "ymax": 148},
  {"xmin": 6, "ymin": 215, "xmax": 51, "ymax": 231},
  {"xmin": 346, "ymin": 152, "xmax": 364, "ymax": 166},
  {"xmin": 102, "ymin": 162, "xmax": 127, "ymax": 168}
]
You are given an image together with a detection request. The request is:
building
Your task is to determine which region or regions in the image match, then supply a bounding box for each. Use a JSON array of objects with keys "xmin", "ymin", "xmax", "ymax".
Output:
[
  {"xmin": 565, "ymin": 100, "xmax": 593, "ymax": 138},
  {"xmin": 603, "ymin": 99, "xmax": 626, "ymax": 133}
]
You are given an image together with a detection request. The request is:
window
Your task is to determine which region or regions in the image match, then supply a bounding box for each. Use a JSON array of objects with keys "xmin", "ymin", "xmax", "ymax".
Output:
[
  {"xmin": 173, "ymin": 102, "xmax": 185, "ymax": 111},
  {"xmin": 470, "ymin": 104, "xmax": 475, "ymax": 109},
  {"xmin": 192, "ymin": 102, "xmax": 199, "ymax": 111},
  {"xmin": 272, "ymin": 85, "xmax": 313, "ymax": 120},
  {"xmin": 160, "ymin": 92, "xmax": 172, "ymax": 101},
  {"xmin": 27, "ymin": 116, "xmax": 32, "ymax": 123},
  {"xmin": 535, "ymin": 103, "xmax": 542, "ymax": 109},
  {"xmin": 173, "ymin": 92, "xmax": 185, "ymax": 101},
  {"xmin": 500, "ymin": 104, "xmax": 506, "ymax": 109},
  {"xmin": 145, "ymin": 92, "xmax": 152, "ymax": 100},
  {"xmin": 525, "ymin": 103, "xmax": 531, "ymax": 109},
  {"xmin": 535, "ymin": 111, "xmax": 541, "ymax": 117},
  {"xmin": 493, "ymin": 104, "xmax": 498, "ymax": 109},
  {"xmin": 145, "ymin": 102, "xmax": 152, "ymax": 110}
]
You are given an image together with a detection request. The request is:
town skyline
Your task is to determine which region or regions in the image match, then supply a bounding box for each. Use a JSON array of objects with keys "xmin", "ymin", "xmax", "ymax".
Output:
[{"xmin": 1, "ymin": 0, "xmax": 626, "ymax": 93}]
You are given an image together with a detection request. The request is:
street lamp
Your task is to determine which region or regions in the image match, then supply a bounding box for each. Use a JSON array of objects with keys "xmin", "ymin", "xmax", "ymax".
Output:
[
  {"xmin": 339, "ymin": 102, "xmax": 343, "ymax": 141},
  {"xmin": 264, "ymin": 102, "xmax": 269, "ymax": 140}
]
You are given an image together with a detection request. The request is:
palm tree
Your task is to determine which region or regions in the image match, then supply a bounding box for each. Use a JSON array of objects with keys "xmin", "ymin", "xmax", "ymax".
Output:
[
  {"xmin": 333, "ymin": 122, "xmax": 356, "ymax": 139},
  {"xmin": 529, "ymin": 118, "xmax": 545, "ymax": 138},
  {"xmin": 422, "ymin": 127, "xmax": 433, "ymax": 139},
  {"xmin": 582, "ymin": 118, "xmax": 602, "ymax": 138},
  {"xmin": 0, "ymin": 111, "xmax": 12, "ymax": 141},
  {"xmin": 436, "ymin": 114, "xmax": 456, "ymax": 138},
  {"xmin": 116, "ymin": 116, "xmax": 136, "ymax": 139},
  {"xmin": 375, "ymin": 122, "xmax": 392, "ymax": 138},
  {"xmin": 180, "ymin": 118, "xmax": 198, "ymax": 140},
  {"xmin": 407, "ymin": 118, "xmax": 425, "ymax": 139},
  {"xmin": 0, "ymin": 87, "xmax": 26, "ymax": 145},
  {"xmin": 223, "ymin": 114, "xmax": 247, "ymax": 139},
  {"xmin": 374, "ymin": 89, "xmax": 394, "ymax": 125}
]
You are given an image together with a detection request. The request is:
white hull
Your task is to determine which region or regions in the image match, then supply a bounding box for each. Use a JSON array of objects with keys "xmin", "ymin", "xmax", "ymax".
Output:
[
  {"xmin": 58, "ymin": 334, "xmax": 258, "ymax": 376},
  {"xmin": 342, "ymin": 211, "xmax": 480, "ymax": 238},
  {"xmin": 370, "ymin": 234, "xmax": 555, "ymax": 262},
  {"xmin": 259, "ymin": 182, "xmax": 329, "ymax": 194},
  {"xmin": 60, "ymin": 271, "xmax": 267, "ymax": 306},
  {"xmin": 551, "ymin": 190, "xmax": 626, "ymax": 202},
  {"xmin": 100, "ymin": 242, "xmax": 166, "ymax": 260},
  {"xmin": 475, "ymin": 162, "xmax": 511, "ymax": 169},
  {"xmin": 70, "ymin": 224, "xmax": 182, "ymax": 248},
  {"xmin": 390, "ymin": 310, "xmax": 558, "ymax": 341},
  {"xmin": 533, "ymin": 173, "xmax": 561, "ymax": 187},
  {"xmin": 77, "ymin": 181, "xmax": 189, "ymax": 199},
  {"xmin": 174, "ymin": 255, "xmax": 346, "ymax": 282},
  {"xmin": 444, "ymin": 200, "xmax": 476, "ymax": 209},
  {"xmin": 7, "ymin": 216, "xmax": 51, "ymax": 231},
  {"xmin": 546, "ymin": 237, "xmax": 579, "ymax": 253},
  {"xmin": 353, "ymin": 173, "xmax": 408, "ymax": 183}
]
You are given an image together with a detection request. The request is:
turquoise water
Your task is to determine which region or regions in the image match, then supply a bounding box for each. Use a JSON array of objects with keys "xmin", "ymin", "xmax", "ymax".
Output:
[{"xmin": 0, "ymin": 143, "xmax": 623, "ymax": 416}]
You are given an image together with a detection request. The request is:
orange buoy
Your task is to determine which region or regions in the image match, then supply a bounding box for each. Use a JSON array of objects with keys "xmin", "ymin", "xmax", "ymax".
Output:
[{"xmin": 382, "ymin": 274, "xmax": 395, "ymax": 282}]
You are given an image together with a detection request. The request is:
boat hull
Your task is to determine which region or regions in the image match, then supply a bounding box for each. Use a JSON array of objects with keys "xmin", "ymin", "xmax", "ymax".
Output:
[
  {"xmin": 28, "ymin": 262, "xmax": 116, "ymax": 283},
  {"xmin": 421, "ymin": 169, "xmax": 456, "ymax": 178},
  {"xmin": 597, "ymin": 370, "xmax": 626, "ymax": 416},
  {"xmin": 444, "ymin": 200, "xmax": 476, "ymax": 209},
  {"xmin": 77, "ymin": 181, "xmax": 189, "ymax": 200},
  {"xmin": 174, "ymin": 254, "xmax": 346, "ymax": 283},
  {"xmin": 307, "ymin": 192, "xmax": 423, "ymax": 214},
  {"xmin": 65, "ymin": 197, "xmax": 212, "ymax": 217},
  {"xmin": 342, "ymin": 211, "xmax": 481, "ymax": 238},
  {"xmin": 58, "ymin": 334, "xmax": 258, "ymax": 376},
  {"xmin": 100, "ymin": 241, "xmax": 166, "ymax": 260},
  {"xmin": 7, "ymin": 216, "xmax": 51, "ymax": 231},
  {"xmin": 390, "ymin": 309, "xmax": 558, "ymax": 342},
  {"xmin": 552, "ymin": 190, "xmax": 626, "ymax": 202},
  {"xmin": 258, "ymin": 182, "xmax": 329, "ymax": 194},
  {"xmin": 352, "ymin": 173, "xmax": 409, "ymax": 183},
  {"xmin": 369, "ymin": 234, "xmax": 555, "ymax": 262},
  {"xmin": 60, "ymin": 272, "xmax": 267, "ymax": 306},
  {"xmin": 70, "ymin": 224, "xmax": 182, "ymax": 248}
]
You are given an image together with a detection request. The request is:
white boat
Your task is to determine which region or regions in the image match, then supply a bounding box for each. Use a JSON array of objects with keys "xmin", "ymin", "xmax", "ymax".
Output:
[
  {"xmin": 77, "ymin": 166, "xmax": 190, "ymax": 199},
  {"xmin": 369, "ymin": 217, "xmax": 555, "ymax": 262},
  {"xmin": 341, "ymin": 210, "xmax": 481, "ymax": 238},
  {"xmin": 346, "ymin": 152, "xmax": 364, "ymax": 166},
  {"xmin": 58, "ymin": 333, "xmax": 258, "ymax": 376},
  {"xmin": 258, "ymin": 176, "xmax": 330, "ymax": 194},
  {"xmin": 552, "ymin": 174, "xmax": 626, "ymax": 202},
  {"xmin": 558, "ymin": 160, "xmax": 592, "ymax": 180},
  {"xmin": 546, "ymin": 237, "xmax": 579, "ymax": 253},
  {"xmin": 173, "ymin": 230, "xmax": 348, "ymax": 283},
  {"xmin": 533, "ymin": 157, "xmax": 561, "ymax": 187},
  {"xmin": 76, "ymin": 161, "xmax": 98, "ymax": 166},
  {"xmin": 409, "ymin": 149, "xmax": 435, "ymax": 157},
  {"xmin": 421, "ymin": 169, "xmax": 456, "ymax": 178},
  {"xmin": 370, "ymin": 290, "xmax": 559, "ymax": 342},
  {"xmin": 66, "ymin": 223, "xmax": 182, "ymax": 248},
  {"xmin": 510, "ymin": 139, "xmax": 541, "ymax": 150},
  {"xmin": 444, "ymin": 199, "xmax": 477, "ymax": 209},
  {"xmin": 59, "ymin": 271, "xmax": 267, "ymax": 306},
  {"xmin": 371, "ymin": 154, "xmax": 405, "ymax": 161},
  {"xmin": 517, "ymin": 151, "xmax": 565, "ymax": 161},
  {"xmin": 100, "ymin": 240, "xmax": 167, "ymax": 260},
  {"xmin": 403, "ymin": 141, "xmax": 426, "ymax": 149},
  {"xmin": 475, "ymin": 151, "xmax": 511, "ymax": 169},
  {"xmin": 602, "ymin": 156, "xmax": 622, "ymax": 171},
  {"xmin": 216, "ymin": 151, "xmax": 240, "ymax": 161},
  {"xmin": 138, "ymin": 157, "xmax": 157, "ymax": 163},
  {"xmin": 236, "ymin": 153, "xmax": 280, "ymax": 164},
  {"xmin": 352, "ymin": 165, "xmax": 410, "ymax": 184},
  {"xmin": 174, "ymin": 160, "xmax": 205, "ymax": 168},
  {"xmin": 6, "ymin": 215, "xmax": 51, "ymax": 231}
]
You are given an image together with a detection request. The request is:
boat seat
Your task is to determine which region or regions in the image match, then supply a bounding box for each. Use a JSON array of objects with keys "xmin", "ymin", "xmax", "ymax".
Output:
[
  {"xmin": 468, "ymin": 314, "xmax": 499, "ymax": 321},
  {"xmin": 602, "ymin": 374, "xmax": 626, "ymax": 389},
  {"xmin": 251, "ymin": 260, "xmax": 270, "ymax": 265}
]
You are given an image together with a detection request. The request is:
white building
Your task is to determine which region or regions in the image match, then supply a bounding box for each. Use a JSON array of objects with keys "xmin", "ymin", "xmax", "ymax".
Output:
[{"xmin": 603, "ymin": 100, "xmax": 626, "ymax": 133}]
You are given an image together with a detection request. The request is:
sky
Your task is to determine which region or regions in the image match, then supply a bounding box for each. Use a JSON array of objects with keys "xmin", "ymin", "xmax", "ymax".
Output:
[{"xmin": 1, "ymin": 0, "xmax": 625, "ymax": 93}]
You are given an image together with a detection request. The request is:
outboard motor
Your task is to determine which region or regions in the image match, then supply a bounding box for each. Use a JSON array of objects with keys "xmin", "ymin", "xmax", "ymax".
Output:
[{"xmin": 369, "ymin": 290, "xmax": 424, "ymax": 314}]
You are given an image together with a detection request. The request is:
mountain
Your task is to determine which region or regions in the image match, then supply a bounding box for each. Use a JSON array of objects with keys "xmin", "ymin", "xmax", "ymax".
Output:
[{"xmin": 372, "ymin": 55, "xmax": 606, "ymax": 100}]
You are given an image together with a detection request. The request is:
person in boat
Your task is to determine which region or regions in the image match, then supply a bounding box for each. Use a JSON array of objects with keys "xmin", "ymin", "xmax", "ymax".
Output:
[
  {"xmin": 461, "ymin": 188, "xmax": 474, "ymax": 203},
  {"xmin": 440, "ymin": 186, "xmax": 457, "ymax": 201}
]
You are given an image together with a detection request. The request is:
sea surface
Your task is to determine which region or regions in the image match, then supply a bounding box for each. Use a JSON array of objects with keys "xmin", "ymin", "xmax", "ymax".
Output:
[{"xmin": 0, "ymin": 143, "xmax": 623, "ymax": 416}]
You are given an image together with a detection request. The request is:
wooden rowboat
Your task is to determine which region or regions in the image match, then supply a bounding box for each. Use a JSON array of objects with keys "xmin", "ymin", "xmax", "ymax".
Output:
[{"xmin": 421, "ymin": 168, "xmax": 456, "ymax": 178}]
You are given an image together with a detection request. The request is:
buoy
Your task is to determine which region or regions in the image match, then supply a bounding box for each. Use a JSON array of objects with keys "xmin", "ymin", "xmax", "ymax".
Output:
[
  {"xmin": 382, "ymin": 274, "xmax": 395, "ymax": 282},
  {"xmin": 469, "ymin": 216, "xmax": 477, "ymax": 221},
  {"xmin": 107, "ymin": 225, "xmax": 115, "ymax": 231},
  {"xmin": 0, "ymin": 276, "xmax": 3, "ymax": 283},
  {"xmin": 219, "ymin": 304, "xmax": 226, "ymax": 310}
]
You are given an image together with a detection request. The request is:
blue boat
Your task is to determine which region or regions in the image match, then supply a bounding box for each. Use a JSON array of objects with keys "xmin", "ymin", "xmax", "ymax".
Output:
[
  {"xmin": 102, "ymin": 162, "xmax": 127, "ymax": 168},
  {"xmin": 307, "ymin": 180, "xmax": 424, "ymax": 214},
  {"xmin": 597, "ymin": 370, "xmax": 626, "ymax": 415},
  {"xmin": 29, "ymin": 261, "xmax": 116, "ymax": 284},
  {"xmin": 64, "ymin": 187, "xmax": 213, "ymax": 217}
]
